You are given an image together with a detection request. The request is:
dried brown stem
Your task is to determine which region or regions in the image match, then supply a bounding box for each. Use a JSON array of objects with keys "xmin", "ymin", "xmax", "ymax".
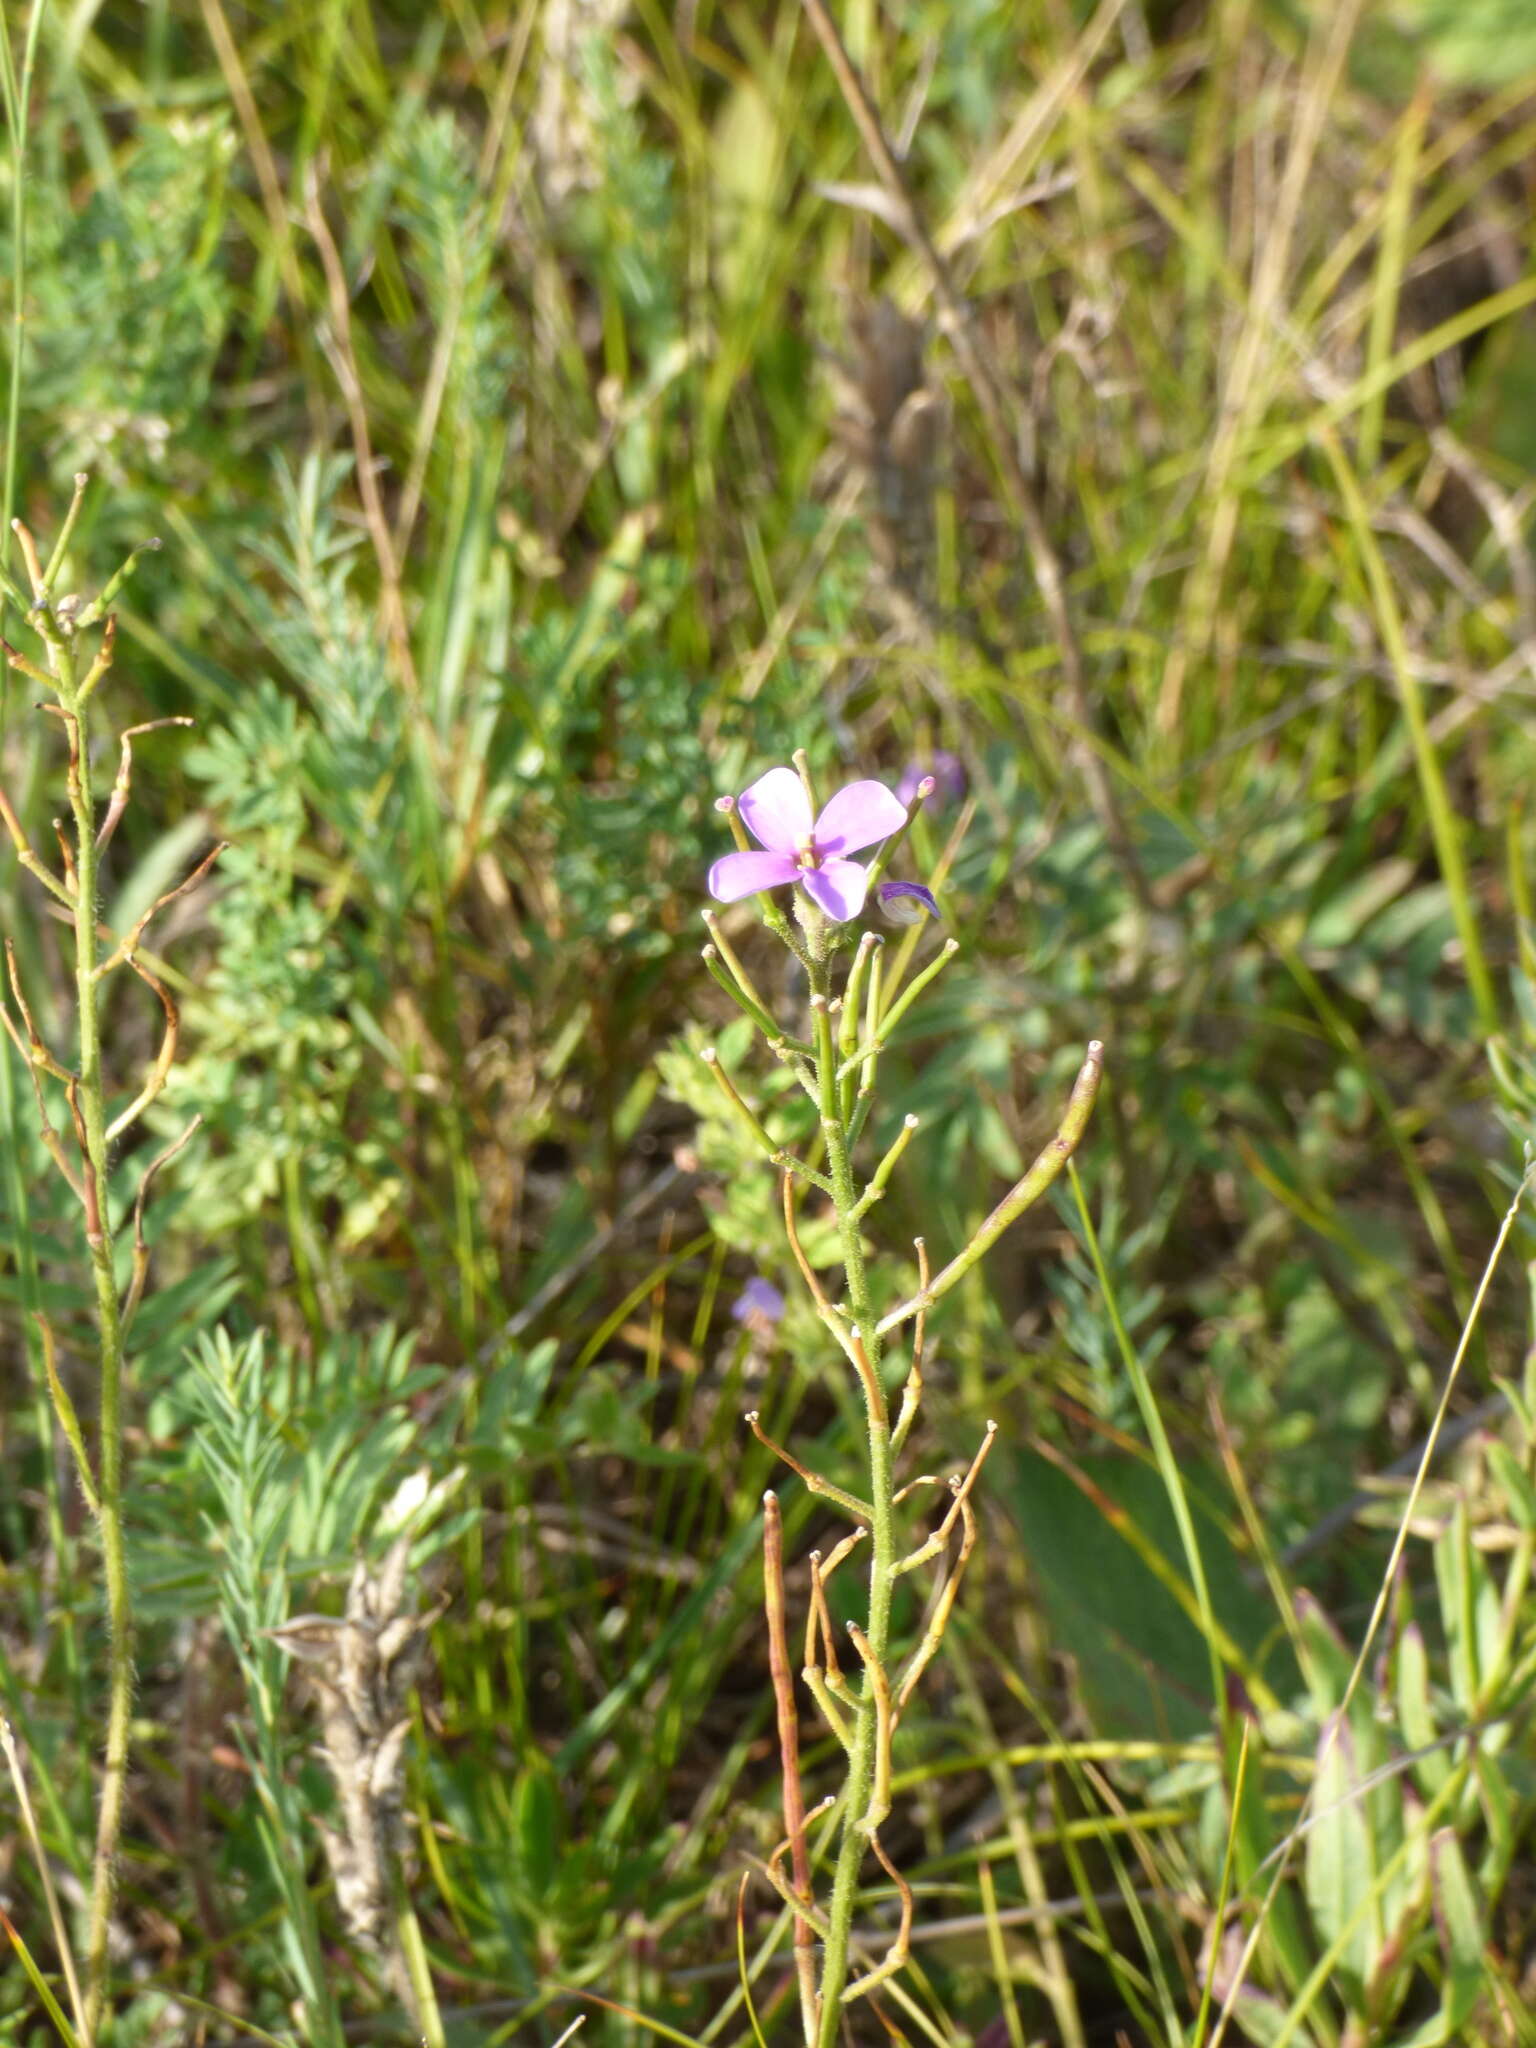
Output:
[
  {"xmin": 747, "ymin": 1411, "xmax": 874, "ymax": 1523},
  {"xmin": 96, "ymin": 719, "xmax": 195, "ymax": 852},
  {"xmin": 803, "ymin": 1552, "xmax": 856, "ymax": 1748},
  {"xmin": 10, "ymin": 518, "xmax": 45, "ymax": 598},
  {"xmin": 806, "ymin": 1552, "xmax": 849, "ymax": 1691},
  {"xmin": 763, "ymin": 1490, "xmax": 820, "ymax": 2027},
  {"xmin": 783, "ymin": 1170, "xmax": 832, "ymax": 1311},
  {"xmin": 897, "ymin": 1494, "xmax": 978, "ymax": 1716},
  {"xmin": 844, "ymin": 1623, "xmax": 893, "ymax": 1833},
  {"xmin": 762, "ymin": 1802, "xmax": 836, "ymax": 1941},
  {"xmin": 52, "ymin": 819, "xmax": 77, "ymax": 897},
  {"xmin": 894, "ymin": 1421, "xmax": 998, "ymax": 1576},
  {"xmin": 5, "ymin": 940, "xmax": 75, "ymax": 1083},
  {"xmin": 105, "ymin": 957, "xmax": 180, "ymax": 1144},
  {"xmin": 876, "ymin": 1041, "xmax": 1105, "ymax": 1337},
  {"xmin": 841, "ymin": 1831, "xmax": 913, "ymax": 2005},
  {"xmin": 889, "ymin": 1236, "xmax": 930, "ymax": 1458},
  {"xmin": 0, "ymin": 634, "xmax": 54, "ymax": 687},
  {"xmin": 892, "ymin": 1473, "xmax": 943, "ymax": 1509},
  {"xmin": 39, "ymin": 702, "xmax": 81, "ymax": 797},
  {"xmin": 819, "ymin": 1526, "xmax": 868, "ymax": 1582},
  {"xmin": 121, "ymin": 1115, "xmax": 203, "ymax": 1335},
  {"xmin": 0, "ymin": 784, "xmax": 73, "ymax": 907},
  {"xmin": 845, "ymin": 1324, "xmax": 887, "ymax": 1428},
  {"xmin": 94, "ymin": 842, "xmax": 225, "ymax": 980},
  {"xmin": 803, "ymin": 1665, "xmax": 854, "ymax": 1751},
  {"xmin": 78, "ymin": 611, "xmax": 116, "ymax": 701}
]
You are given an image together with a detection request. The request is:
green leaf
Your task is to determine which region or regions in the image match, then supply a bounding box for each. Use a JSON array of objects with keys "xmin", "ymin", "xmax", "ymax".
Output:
[
  {"xmin": 1394, "ymin": 1830, "xmax": 1484, "ymax": 2047},
  {"xmin": 1434, "ymin": 1502, "xmax": 1479, "ymax": 1713},
  {"xmin": 1396, "ymin": 1621, "xmax": 1450, "ymax": 1798},
  {"xmin": 1305, "ymin": 1715, "xmax": 1374, "ymax": 1998},
  {"xmin": 1008, "ymin": 1449, "xmax": 1295, "ymax": 1741},
  {"xmin": 1485, "ymin": 1439, "xmax": 1536, "ymax": 1533},
  {"xmin": 0, "ymin": 1904, "xmax": 81, "ymax": 2047},
  {"xmin": 513, "ymin": 1762, "xmax": 562, "ymax": 1898},
  {"xmin": 1304, "ymin": 857, "xmax": 1416, "ymax": 952}
]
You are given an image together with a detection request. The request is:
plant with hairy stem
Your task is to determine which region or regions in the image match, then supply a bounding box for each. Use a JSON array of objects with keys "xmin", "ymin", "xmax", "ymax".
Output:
[
  {"xmin": 702, "ymin": 752, "xmax": 1103, "ymax": 2043},
  {"xmin": 0, "ymin": 481, "xmax": 221, "ymax": 2039}
]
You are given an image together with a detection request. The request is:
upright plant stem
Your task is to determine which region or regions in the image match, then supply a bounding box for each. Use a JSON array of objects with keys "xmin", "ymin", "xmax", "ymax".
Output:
[
  {"xmin": 49, "ymin": 647, "xmax": 133, "ymax": 2030},
  {"xmin": 0, "ymin": 0, "xmax": 76, "ymax": 1680},
  {"xmin": 807, "ymin": 960, "xmax": 895, "ymax": 2044}
]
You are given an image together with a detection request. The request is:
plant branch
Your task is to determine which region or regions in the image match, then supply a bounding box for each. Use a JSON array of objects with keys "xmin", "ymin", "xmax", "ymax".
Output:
[{"xmin": 876, "ymin": 1040, "xmax": 1105, "ymax": 1335}]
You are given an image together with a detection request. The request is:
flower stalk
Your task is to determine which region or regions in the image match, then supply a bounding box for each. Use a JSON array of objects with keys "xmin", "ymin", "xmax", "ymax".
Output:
[{"xmin": 702, "ymin": 760, "xmax": 1104, "ymax": 2042}]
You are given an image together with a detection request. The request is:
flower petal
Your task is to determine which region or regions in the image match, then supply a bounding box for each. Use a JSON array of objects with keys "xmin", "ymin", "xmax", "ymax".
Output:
[
  {"xmin": 708, "ymin": 849, "xmax": 799, "ymax": 902},
  {"xmin": 814, "ymin": 778, "xmax": 908, "ymax": 856},
  {"xmin": 877, "ymin": 880, "xmax": 941, "ymax": 924},
  {"xmin": 738, "ymin": 766, "xmax": 813, "ymax": 853},
  {"xmin": 801, "ymin": 857, "xmax": 869, "ymax": 921}
]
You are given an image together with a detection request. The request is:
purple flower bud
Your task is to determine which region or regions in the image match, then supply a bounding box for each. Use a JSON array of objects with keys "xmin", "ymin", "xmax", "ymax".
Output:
[
  {"xmin": 715, "ymin": 794, "xmax": 736, "ymax": 814},
  {"xmin": 730, "ymin": 1277, "xmax": 786, "ymax": 1328},
  {"xmin": 877, "ymin": 880, "xmax": 941, "ymax": 925},
  {"xmin": 896, "ymin": 752, "xmax": 965, "ymax": 809}
]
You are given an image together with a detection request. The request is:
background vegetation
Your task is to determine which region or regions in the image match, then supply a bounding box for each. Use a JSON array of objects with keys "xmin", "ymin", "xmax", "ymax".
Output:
[{"xmin": 3, "ymin": 0, "xmax": 1536, "ymax": 2042}]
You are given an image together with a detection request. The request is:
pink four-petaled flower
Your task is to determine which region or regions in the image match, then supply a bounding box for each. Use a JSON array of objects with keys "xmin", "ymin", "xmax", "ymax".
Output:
[{"xmin": 708, "ymin": 766, "xmax": 908, "ymax": 922}]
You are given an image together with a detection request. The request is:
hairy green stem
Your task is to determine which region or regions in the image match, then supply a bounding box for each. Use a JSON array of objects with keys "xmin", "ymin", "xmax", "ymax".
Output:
[{"xmin": 808, "ymin": 963, "xmax": 895, "ymax": 2046}]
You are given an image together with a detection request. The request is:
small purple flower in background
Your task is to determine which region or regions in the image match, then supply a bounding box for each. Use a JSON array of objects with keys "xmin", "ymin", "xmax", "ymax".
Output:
[
  {"xmin": 730, "ymin": 1277, "xmax": 786, "ymax": 1332},
  {"xmin": 708, "ymin": 766, "xmax": 907, "ymax": 922},
  {"xmin": 877, "ymin": 880, "xmax": 941, "ymax": 925},
  {"xmin": 897, "ymin": 751, "xmax": 965, "ymax": 809}
]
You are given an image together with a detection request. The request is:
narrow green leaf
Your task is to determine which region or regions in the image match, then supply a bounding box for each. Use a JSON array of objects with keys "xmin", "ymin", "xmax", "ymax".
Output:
[
  {"xmin": 0, "ymin": 1906, "xmax": 80, "ymax": 2048},
  {"xmin": 1396, "ymin": 1621, "xmax": 1449, "ymax": 1798}
]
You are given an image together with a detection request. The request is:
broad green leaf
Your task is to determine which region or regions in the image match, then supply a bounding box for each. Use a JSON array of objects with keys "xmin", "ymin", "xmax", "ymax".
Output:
[
  {"xmin": 1394, "ymin": 1830, "xmax": 1484, "ymax": 2047},
  {"xmin": 1396, "ymin": 1621, "xmax": 1450, "ymax": 1798},
  {"xmin": 1433, "ymin": 1502, "xmax": 1481, "ymax": 1713},
  {"xmin": 1305, "ymin": 1715, "xmax": 1374, "ymax": 1998},
  {"xmin": 1010, "ymin": 1449, "xmax": 1295, "ymax": 1742}
]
